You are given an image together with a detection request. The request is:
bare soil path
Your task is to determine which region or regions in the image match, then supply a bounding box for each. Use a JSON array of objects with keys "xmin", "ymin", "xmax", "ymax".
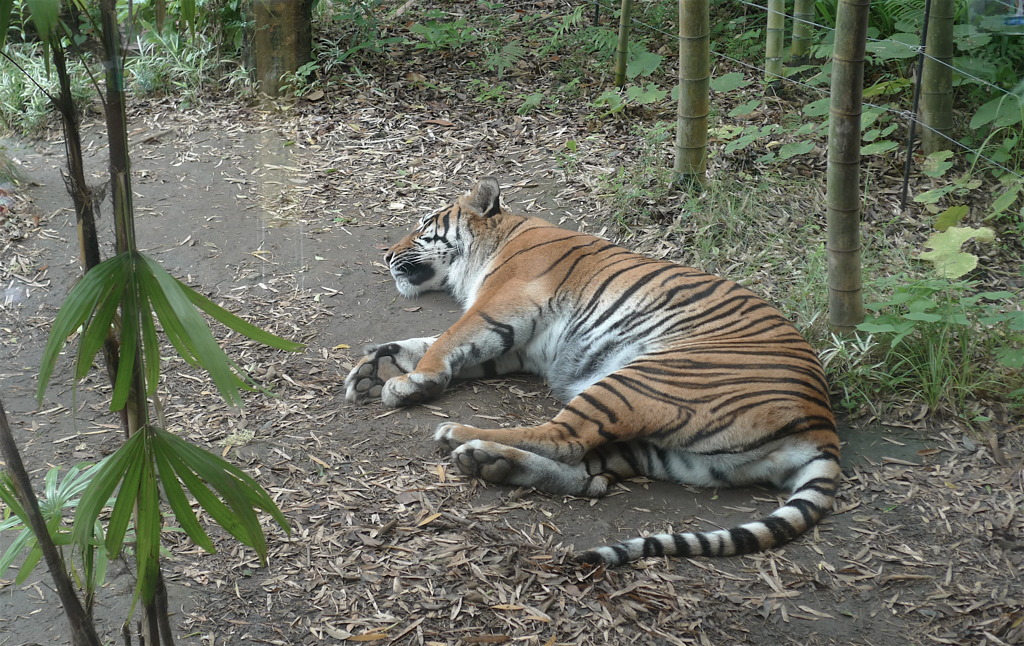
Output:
[{"xmin": 0, "ymin": 103, "xmax": 1021, "ymax": 645}]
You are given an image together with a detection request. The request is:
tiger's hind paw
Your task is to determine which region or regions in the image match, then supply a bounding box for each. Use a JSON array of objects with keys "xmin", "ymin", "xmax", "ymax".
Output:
[{"xmin": 451, "ymin": 439, "xmax": 514, "ymax": 483}]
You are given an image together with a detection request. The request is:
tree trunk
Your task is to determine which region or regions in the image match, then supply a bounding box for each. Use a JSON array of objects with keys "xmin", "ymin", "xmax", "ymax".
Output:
[
  {"xmin": 790, "ymin": 0, "xmax": 815, "ymax": 62},
  {"xmin": 765, "ymin": 0, "xmax": 785, "ymax": 84},
  {"xmin": 673, "ymin": 0, "xmax": 709, "ymax": 185},
  {"xmin": 253, "ymin": 0, "xmax": 314, "ymax": 97},
  {"xmin": 920, "ymin": 0, "xmax": 954, "ymax": 154},
  {"xmin": 826, "ymin": 0, "xmax": 870, "ymax": 333}
]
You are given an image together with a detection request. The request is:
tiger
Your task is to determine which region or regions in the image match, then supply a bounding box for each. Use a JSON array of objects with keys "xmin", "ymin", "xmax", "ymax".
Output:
[{"xmin": 345, "ymin": 177, "xmax": 840, "ymax": 566}]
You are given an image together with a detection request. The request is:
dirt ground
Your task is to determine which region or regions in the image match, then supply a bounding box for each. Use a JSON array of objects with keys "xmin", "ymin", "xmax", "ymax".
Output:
[{"xmin": 1, "ymin": 102, "xmax": 1022, "ymax": 646}]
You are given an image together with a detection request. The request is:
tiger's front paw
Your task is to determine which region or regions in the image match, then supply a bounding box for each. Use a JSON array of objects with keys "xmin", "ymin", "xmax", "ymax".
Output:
[
  {"xmin": 434, "ymin": 422, "xmax": 482, "ymax": 451},
  {"xmin": 380, "ymin": 372, "xmax": 448, "ymax": 408},
  {"xmin": 344, "ymin": 343, "xmax": 410, "ymax": 405}
]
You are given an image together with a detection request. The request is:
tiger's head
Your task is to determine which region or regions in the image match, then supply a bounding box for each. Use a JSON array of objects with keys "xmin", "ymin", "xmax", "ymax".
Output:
[{"xmin": 384, "ymin": 177, "xmax": 505, "ymax": 301}]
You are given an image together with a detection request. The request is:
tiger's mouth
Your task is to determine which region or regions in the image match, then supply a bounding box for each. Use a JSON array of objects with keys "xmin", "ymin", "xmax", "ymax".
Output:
[{"xmin": 391, "ymin": 259, "xmax": 435, "ymax": 288}]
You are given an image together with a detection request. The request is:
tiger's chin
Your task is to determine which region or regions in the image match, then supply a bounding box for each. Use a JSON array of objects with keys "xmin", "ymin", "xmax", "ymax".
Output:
[
  {"xmin": 392, "ymin": 268, "xmax": 450, "ymax": 299},
  {"xmin": 392, "ymin": 277, "xmax": 423, "ymax": 298},
  {"xmin": 390, "ymin": 261, "xmax": 444, "ymax": 297}
]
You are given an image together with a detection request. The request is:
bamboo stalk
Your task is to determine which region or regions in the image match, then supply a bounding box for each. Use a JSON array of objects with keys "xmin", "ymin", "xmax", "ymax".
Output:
[
  {"xmin": 790, "ymin": 0, "xmax": 815, "ymax": 62},
  {"xmin": 51, "ymin": 46, "xmax": 101, "ymax": 272},
  {"xmin": 826, "ymin": 0, "xmax": 870, "ymax": 333},
  {"xmin": 673, "ymin": 0, "xmax": 709, "ymax": 185},
  {"xmin": 99, "ymin": 3, "xmax": 172, "ymax": 642},
  {"xmin": 920, "ymin": 0, "xmax": 954, "ymax": 154},
  {"xmin": 765, "ymin": 0, "xmax": 785, "ymax": 82},
  {"xmin": 613, "ymin": 0, "xmax": 633, "ymax": 88}
]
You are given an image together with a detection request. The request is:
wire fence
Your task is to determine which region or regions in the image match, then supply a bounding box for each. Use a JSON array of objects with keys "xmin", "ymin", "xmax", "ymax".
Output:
[
  {"xmin": 586, "ymin": 0, "xmax": 1024, "ymax": 183},
  {"xmin": 739, "ymin": 0, "xmax": 1022, "ymax": 104}
]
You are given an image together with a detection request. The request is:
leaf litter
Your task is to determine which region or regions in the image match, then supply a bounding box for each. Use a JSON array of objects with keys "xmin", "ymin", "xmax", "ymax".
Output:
[
  {"xmin": 1, "ymin": 4, "xmax": 1022, "ymax": 643},
  {"xmin": 118, "ymin": 104, "xmax": 1019, "ymax": 645}
]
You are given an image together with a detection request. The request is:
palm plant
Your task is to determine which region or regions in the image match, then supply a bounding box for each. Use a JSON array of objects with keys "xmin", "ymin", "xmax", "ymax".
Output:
[{"xmin": 0, "ymin": 2, "xmax": 302, "ymax": 644}]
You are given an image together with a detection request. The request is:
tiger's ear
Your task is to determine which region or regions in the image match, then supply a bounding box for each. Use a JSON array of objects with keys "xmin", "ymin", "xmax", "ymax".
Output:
[{"xmin": 465, "ymin": 177, "xmax": 502, "ymax": 217}]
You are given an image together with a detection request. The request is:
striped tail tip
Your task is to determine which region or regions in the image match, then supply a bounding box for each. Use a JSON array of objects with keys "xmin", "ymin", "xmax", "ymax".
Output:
[{"xmin": 574, "ymin": 492, "xmax": 837, "ymax": 567}]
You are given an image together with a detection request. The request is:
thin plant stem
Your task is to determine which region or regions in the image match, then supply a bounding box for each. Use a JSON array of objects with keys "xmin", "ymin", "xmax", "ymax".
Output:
[{"xmin": 0, "ymin": 399, "xmax": 102, "ymax": 646}]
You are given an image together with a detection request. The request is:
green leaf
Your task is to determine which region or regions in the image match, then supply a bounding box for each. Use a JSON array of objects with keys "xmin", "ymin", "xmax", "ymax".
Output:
[
  {"xmin": 1000, "ymin": 310, "xmax": 1024, "ymax": 332},
  {"xmin": 73, "ymin": 434, "xmax": 144, "ymax": 549},
  {"xmin": 988, "ymin": 184, "xmax": 1022, "ymax": 217},
  {"xmin": 907, "ymin": 297, "xmax": 938, "ymax": 313},
  {"xmin": 795, "ymin": 123, "xmax": 819, "ymax": 136},
  {"xmin": 136, "ymin": 259, "xmax": 199, "ymax": 367},
  {"xmin": 75, "ymin": 272, "xmax": 126, "ymax": 381},
  {"xmin": 139, "ymin": 289, "xmax": 161, "ymax": 396},
  {"xmin": 863, "ymin": 78, "xmax": 911, "ymax": 98},
  {"xmin": 0, "ymin": 473, "xmax": 27, "ymax": 521},
  {"xmin": 777, "ymin": 141, "xmax": 815, "ymax": 160},
  {"xmin": 934, "ymin": 205, "xmax": 969, "ymax": 231},
  {"xmin": 710, "ymin": 72, "xmax": 749, "ymax": 93},
  {"xmin": 970, "ymin": 95, "xmax": 1024, "ymax": 130},
  {"xmin": 861, "ymin": 140, "xmax": 899, "ymax": 155},
  {"xmin": 952, "ymin": 23, "xmax": 991, "ymax": 50},
  {"xmin": 152, "ymin": 432, "xmax": 288, "ymax": 566},
  {"xmin": 626, "ymin": 49, "xmax": 662, "ymax": 80},
  {"xmin": 918, "ymin": 226, "xmax": 996, "ymax": 279},
  {"xmin": 0, "ymin": 0, "xmax": 15, "ymax": 51},
  {"xmin": 856, "ymin": 322, "xmax": 898, "ymax": 334},
  {"xmin": 180, "ymin": 0, "xmax": 196, "ymax": 32},
  {"xmin": 25, "ymin": 0, "xmax": 61, "ymax": 75},
  {"xmin": 0, "ymin": 477, "xmax": 37, "ymax": 579},
  {"xmin": 138, "ymin": 255, "xmax": 246, "ymax": 407},
  {"xmin": 171, "ymin": 429, "xmax": 287, "ymax": 533},
  {"xmin": 860, "ymin": 107, "xmax": 883, "ymax": 131},
  {"xmin": 913, "ymin": 185, "xmax": 955, "ymax": 204},
  {"xmin": 977, "ymin": 290, "xmax": 1017, "ymax": 301},
  {"xmin": 902, "ymin": 312, "xmax": 943, "ymax": 323},
  {"xmin": 0, "ymin": 529, "xmax": 34, "ymax": 578},
  {"xmin": 803, "ymin": 97, "xmax": 831, "ymax": 117},
  {"xmin": 865, "ymin": 33, "xmax": 919, "ymax": 60},
  {"xmin": 728, "ymin": 99, "xmax": 761, "ymax": 118},
  {"xmin": 624, "ymin": 84, "xmax": 666, "ymax": 105},
  {"xmin": 15, "ymin": 544, "xmax": 43, "ymax": 584},
  {"xmin": 181, "ymin": 283, "xmax": 304, "ymax": 352},
  {"xmin": 152, "ymin": 443, "xmax": 215, "ymax": 554},
  {"xmin": 26, "ymin": 0, "xmax": 60, "ymax": 40},
  {"xmin": 104, "ymin": 437, "xmax": 146, "ymax": 559},
  {"xmin": 38, "ymin": 254, "xmax": 130, "ymax": 404},
  {"xmin": 110, "ymin": 292, "xmax": 139, "ymax": 412},
  {"xmin": 996, "ymin": 347, "xmax": 1024, "ymax": 369},
  {"xmin": 134, "ymin": 441, "xmax": 161, "ymax": 604},
  {"xmin": 592, "ymin": 90, "xmax": 623, "ymax": 114},
  {"xmin": 922, "ymin": 150, "xmax": 955, "ymax": 178},
  {"xmin": 162, "ymin": 447, "xmax": 251, "ymax": 542}
]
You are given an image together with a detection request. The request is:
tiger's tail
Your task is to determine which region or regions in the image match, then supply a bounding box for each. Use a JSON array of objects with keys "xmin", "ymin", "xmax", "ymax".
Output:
[{"xmin": 575, "ymin": 444, "xmax": 841, "ymax": 567}]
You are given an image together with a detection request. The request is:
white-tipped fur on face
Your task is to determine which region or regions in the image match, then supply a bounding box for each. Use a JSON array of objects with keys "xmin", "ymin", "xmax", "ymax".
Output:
[
  {"xmin": 385, "ymin": 178, "xmax": 502, "ymax": 299},
  {"xmin": 388, "ymin": 240, "xmax": 454, "ymax": 297}
]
